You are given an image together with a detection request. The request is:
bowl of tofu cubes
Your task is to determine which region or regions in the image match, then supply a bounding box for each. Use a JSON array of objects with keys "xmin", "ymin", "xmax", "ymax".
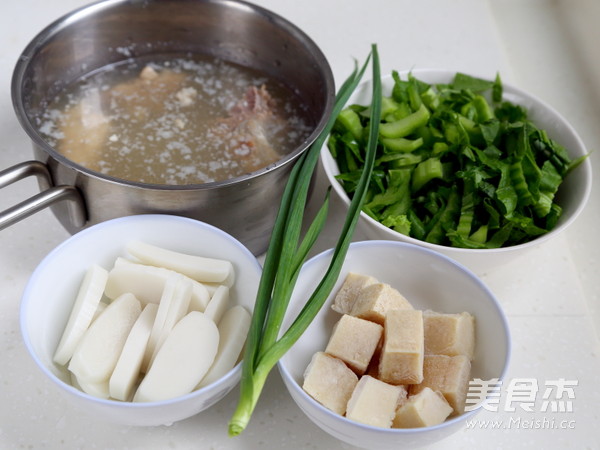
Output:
[
  {"xmin": 278, "ymin": 240, "xmax": 511, "ymax": 449},
  {"xmin": 20, "ymin": 214, "xmax": 261, "ymax": 426}
]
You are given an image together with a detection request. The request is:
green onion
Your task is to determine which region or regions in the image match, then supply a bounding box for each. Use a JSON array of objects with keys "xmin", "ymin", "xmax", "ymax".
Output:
[{"xmin": 227, "ymin": 44, "xmax": 382, "ymax": 437}]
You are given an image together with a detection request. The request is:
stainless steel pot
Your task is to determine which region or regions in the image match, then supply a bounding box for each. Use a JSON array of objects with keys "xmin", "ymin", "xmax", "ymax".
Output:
[{"xmin": 1, "ymin": 0, "xmax": 335, "ymax": 255}]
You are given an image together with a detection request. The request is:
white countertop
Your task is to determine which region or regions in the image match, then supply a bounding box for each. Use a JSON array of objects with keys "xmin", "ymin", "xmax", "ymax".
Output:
[{"xmin": 1, "ymin": 0, "xmax": 599, "ymax": 448}]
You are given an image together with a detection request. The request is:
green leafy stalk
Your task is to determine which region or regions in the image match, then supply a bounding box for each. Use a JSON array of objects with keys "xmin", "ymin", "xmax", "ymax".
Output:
[
  {"xmin": 379, "ymin": 103, "xmax": 430, "ymax": 139},
  {"xmin": 228, "ymin": 44, "xmax": 381, "ymax": 437},
  {"xmin": 330, "ymin": 69, "xmax": 587, "ymax": 248}
]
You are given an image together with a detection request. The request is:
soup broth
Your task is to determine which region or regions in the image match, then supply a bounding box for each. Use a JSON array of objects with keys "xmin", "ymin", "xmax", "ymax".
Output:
[{"xmin": 37, "ymin": 55, "xmax": 313, "ymax": 185}]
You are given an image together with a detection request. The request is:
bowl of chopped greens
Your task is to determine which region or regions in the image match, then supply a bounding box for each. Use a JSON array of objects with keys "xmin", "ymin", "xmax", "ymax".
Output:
[{"xmin": 321, "ymin": 69, "xmax": 592, "ymax": 273}]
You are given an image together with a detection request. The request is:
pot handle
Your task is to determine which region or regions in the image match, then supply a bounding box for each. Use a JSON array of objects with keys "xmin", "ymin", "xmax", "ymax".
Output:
[{"xmin": 0, "ymin": 160, "xmax": 86, "ymax": 230}]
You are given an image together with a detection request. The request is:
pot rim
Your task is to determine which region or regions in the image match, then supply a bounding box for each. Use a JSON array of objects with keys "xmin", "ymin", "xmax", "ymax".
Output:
[{"xmin": 11, "ymin": 0, "xmax": 335, "ymax": 191}]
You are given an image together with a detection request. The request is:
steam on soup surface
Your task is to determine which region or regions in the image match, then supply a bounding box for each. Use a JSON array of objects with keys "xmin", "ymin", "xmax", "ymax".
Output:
[{"xmin": 37, "ymin": 55, "xmax": 313, "ymax": 185}]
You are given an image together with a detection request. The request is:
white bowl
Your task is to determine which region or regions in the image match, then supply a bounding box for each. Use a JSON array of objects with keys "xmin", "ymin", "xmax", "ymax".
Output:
[
  {"xmin": 278, "ymin": 241, "xmax": 511, "ymax": 449},
  {"xmin": 321, "ymin": 69, "xmax": 592, "ymax": 274},
  {"xmin": 20, "ymin": 214, "xmax": 262, "ymax": 426}
]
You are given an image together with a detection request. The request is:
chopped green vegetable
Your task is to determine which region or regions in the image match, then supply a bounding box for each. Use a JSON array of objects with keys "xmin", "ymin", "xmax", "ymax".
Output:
[
  {"xmin": 381, "ymin": 136, "xmax": 423, "ymax": 153},
  {"xmin": 411, "ymin": 157, "xmax": 443, "ymax": 192},
  {"xmin": 337, "ymin": 108, "xmax": 363, "ymax": 140},
  {"xmin": 228, "ymin": 45, "xmax": 382, "ymax": 436},
  {"xmin": 379, "ymin": 103, "xmax": 430, "ymax": 139},
  {"xmin": 329, "ymin": 71, "xmax": 587, "ymax": 248}
]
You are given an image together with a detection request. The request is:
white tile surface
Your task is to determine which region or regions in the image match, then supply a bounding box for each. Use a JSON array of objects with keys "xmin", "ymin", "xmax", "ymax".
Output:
[
  {"xmin": 489, "ymin": 0, "xmax": 600, "ymax": 336},
  {"xmin": 0, "ymin": 0, "xmax": 598, "ymax": 448}
]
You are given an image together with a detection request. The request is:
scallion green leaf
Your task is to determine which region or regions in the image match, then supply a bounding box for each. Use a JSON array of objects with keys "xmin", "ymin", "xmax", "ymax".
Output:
[{"xmin": 228, "ymin": 44, "xmax": 382, "ymax": 437}]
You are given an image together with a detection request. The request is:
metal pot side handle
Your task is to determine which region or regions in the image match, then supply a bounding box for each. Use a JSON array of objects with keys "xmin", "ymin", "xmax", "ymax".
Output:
[{"xmin": 0, "ymin": 160, "xmax": 86, "ymax": 230}]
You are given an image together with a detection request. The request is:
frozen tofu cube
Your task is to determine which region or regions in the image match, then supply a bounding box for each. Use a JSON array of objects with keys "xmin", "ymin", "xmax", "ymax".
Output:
[
  {"xmin": 392, "ymin": 387, "xmax": 453, "ymax": 428},
  {"xmin": 346, "ymin": 375, "xmax": 402, "ymax": 428},
  {"xmin": 409, "ymin": 354, "xmax": 471, "ymax": 415},
  {"xmin": 331, "ymin": 272, "xmax": 378, "ymax": 315},
  {"xmin": 302, "ymin": 352, "xmax": 358, "ymax": 415},
  {"xmin": 396, "ymin": 384, "xmax": 410, "ymax": 409},
  {"xmin": 325, "ymin": 315, "xmax": 383, "ymax": 375},
  {"xmin": 365, "ymin": 338, "xmax": 383, "ymax": 378},
  {"xmin": 350, "ymin": 283, "xmax": 413, "ymax": 325},
  {"xmin": 423, "ymin": 311, "xmax": 475, "ymax": 360},
  {"xmin": 379, "ymin": 309, "xmax": 424, "ymax": 384}
]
